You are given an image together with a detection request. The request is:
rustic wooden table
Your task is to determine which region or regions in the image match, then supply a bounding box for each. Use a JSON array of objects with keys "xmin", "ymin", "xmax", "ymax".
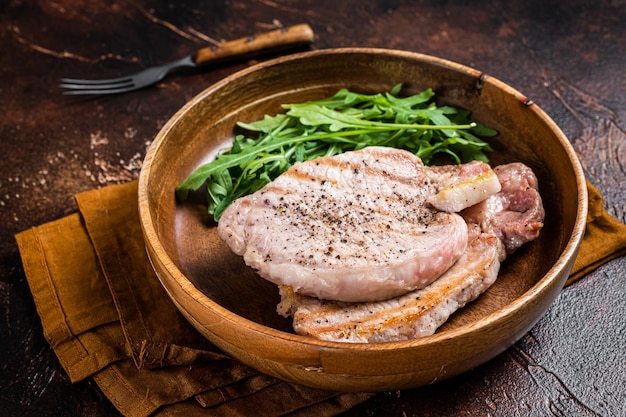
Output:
[{"xmin": 1, "ymin": 1, "xmax": 625, "ymax": 416}]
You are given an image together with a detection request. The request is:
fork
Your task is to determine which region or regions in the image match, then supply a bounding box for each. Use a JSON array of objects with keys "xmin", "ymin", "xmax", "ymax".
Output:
[{"xmin": 60, "ymin": 24, "xmax": 314, "ymax": 95}]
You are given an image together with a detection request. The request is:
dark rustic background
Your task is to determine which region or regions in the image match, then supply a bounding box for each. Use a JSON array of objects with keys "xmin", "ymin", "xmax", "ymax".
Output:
[{"xmin": 1, "ymin": 1, "xmax": 625, "ymax": 416}]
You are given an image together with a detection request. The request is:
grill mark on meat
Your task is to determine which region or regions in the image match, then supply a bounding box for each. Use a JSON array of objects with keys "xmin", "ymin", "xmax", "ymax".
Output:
[
  {"xmin": 286, "ymin": 151, "xmax": 430, "ymax": 188},
  {"xmin": 286, "ymin": 147, "xmax": 425, "ymax": 186},
  {"xmin": 277, "ymin": 229, "xmax": 506, "ymax": 343}
]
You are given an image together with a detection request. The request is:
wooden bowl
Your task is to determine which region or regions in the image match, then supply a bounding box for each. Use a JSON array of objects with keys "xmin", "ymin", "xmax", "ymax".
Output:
[{"xmin": 138, "ymin": 48, "xmax": 587, "ymax": 392}]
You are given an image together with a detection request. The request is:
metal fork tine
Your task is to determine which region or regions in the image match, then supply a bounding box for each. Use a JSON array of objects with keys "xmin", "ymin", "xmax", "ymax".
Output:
[
  {"xmin": 59, "ymin": 56, "xmax": 192, "ymax": 94},
  {"xmin": 60, "ymin": 81, "xmax": 134, "ymax": 90},
  {"xmin": 59, "ymin": 76, "xmax": 134, "ymax": 86},
  {"xmin": 59, "ymin": 76, "xmax": 136, "ymax": 94},
  {"xmin": 61, "ymin": 86, "xmax": 138, "ymax": 95}
]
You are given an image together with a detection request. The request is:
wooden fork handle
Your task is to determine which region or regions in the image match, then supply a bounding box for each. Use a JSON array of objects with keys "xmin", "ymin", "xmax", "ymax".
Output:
[{"xmin": 193, "ymin": 24, "xmax": 315, "ymax": 64}]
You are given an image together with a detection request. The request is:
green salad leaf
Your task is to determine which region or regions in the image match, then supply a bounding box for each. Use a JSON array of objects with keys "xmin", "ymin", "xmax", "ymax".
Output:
[{"xmin": 176, "ymin": 85, "xmax": 497, "ymax": 221}]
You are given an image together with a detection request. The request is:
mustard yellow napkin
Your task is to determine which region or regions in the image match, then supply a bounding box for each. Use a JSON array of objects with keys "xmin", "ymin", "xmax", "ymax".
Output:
[
  {"xmin": 15, "ymin": 179, "xmax": 626, "ymax": 416},
  {"xmin": 566, "ymin": 182, "xmax": 626, "ymax": 285}
]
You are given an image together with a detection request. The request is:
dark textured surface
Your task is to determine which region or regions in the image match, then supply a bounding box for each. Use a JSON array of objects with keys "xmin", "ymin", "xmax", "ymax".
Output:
[{"xmin": 1, "ymin": 0, "xmax": 625, "ymax": 416}]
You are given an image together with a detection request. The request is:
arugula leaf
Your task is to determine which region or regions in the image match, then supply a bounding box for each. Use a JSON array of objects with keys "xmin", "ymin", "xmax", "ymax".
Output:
[{"xmin": 176, "ymin": 85, "xmax": 497, "ymax": 221}]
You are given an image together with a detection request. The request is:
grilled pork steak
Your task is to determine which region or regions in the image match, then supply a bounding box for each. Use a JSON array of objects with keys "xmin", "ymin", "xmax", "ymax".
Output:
[
  {"xmin": 277, "ymin": 226, "xmax": 506, "ymax": 343},
  {"xmin": 277, "ymin": 161, "xmax": 544, "ymax": 343},
  {"xmin": 218, "ymin": 146, "xmax": 500, "ymax": 302}
]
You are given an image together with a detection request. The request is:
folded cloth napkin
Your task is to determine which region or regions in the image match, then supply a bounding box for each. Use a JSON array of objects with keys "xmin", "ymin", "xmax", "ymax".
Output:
[
  {"xmin": 566, "ymin": 182, "xmax": 626, "ymax": 285},
  {"xmin": 15, "ymin": 179, "xmax": 626, "ymax": 417}
]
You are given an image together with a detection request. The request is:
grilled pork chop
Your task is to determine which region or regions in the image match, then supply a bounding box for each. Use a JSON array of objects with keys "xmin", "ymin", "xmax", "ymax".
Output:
[
  {"xmin": 218, "ymin": 146, "xmax": 500, "ymax": 302},
  {"xmin": 277, "ymin": 161, "xmax": 544, "ymax": 343},
  {"xmin": 277, "ymin": 226, "xmax": 506, "ymax": 343}
]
